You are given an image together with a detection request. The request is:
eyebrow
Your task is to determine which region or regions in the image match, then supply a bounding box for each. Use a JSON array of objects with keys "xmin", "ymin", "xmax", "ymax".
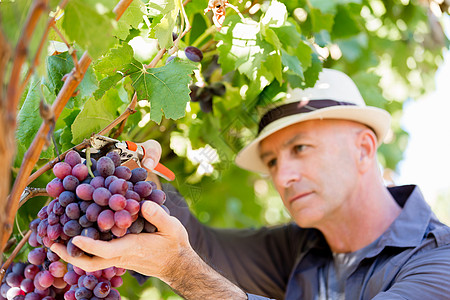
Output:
[{"xmin": 259, "ymin": 133, "xmax": 305, "ymax": 161}]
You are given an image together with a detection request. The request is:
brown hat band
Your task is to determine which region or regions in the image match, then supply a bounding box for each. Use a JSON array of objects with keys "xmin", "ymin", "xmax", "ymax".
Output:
[{"xmin": 258, "ymin": 99, "xmax": 356, "ymax": 134}]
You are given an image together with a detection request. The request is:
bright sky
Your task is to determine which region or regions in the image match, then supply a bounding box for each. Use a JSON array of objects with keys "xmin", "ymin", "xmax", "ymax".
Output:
[{"xmin": 398, "ymin": 16, "xmax": 450, "ymax": 208}]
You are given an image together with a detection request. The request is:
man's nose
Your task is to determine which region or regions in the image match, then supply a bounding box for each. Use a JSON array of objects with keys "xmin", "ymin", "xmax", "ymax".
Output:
[{"xmin": 275, "ymin": 158, "xmax": 301, "ymax": 188}]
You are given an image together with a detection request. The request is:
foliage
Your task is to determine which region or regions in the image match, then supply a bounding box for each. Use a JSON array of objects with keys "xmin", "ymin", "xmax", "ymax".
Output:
[{"xmin": 1, "ymin": 0, "xmax": 449, "ymax": 298}]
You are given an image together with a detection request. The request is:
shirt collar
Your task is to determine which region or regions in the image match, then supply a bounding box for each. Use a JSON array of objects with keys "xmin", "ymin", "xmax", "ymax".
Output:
[{"xmin": 369, "ymin": 185, "xmax": 432, "ymax": 255}]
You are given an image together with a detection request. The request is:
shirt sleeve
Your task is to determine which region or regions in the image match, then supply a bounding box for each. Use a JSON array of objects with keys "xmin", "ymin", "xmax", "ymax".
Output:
[
  {"xmin": 163, "ymin": 183, "xmax": 309, "ymax": 300},
  {"xmin": 247, "ymin": 293, "xmax": 277, "ymax": 300},
  {"xmin": 371, "ymin": 243, "xmax": 450, "ymax": 300}
]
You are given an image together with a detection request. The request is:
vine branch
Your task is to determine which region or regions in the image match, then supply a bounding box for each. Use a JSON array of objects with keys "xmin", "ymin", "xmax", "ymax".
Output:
[{"xmin": 0, "ymin": 0, "xmax": 136, "ymax": 254}]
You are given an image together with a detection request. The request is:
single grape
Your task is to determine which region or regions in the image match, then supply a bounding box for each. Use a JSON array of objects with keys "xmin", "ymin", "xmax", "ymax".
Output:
[
  {"xmin": 28, "ymin": 231, "xmax": 40, "ymax": 247},
  {"xmin": 63, "ymin": 220, "xmax": 82, "ymax": 237},
  {"xmin": 86, "ymin": 203, "xmax": 103, "ymax": 222},
  {"xmin": 37, "ymin": 270, "xmax": 54, "ymax": 289},
  {"xmin": 108, "ymin": 179, "xmax": 128, "ymax": 196},
  {"xmin": 83, "ymin": 275, "xmax": 98, "ymax": 290},
  {"xmin": 24, "ymin": 265, "xmax": 40, "ymax": 280},
  {"xmin": 67, "ymin": 238, "xmax": 83, "ymax": 258},
  {"xmin": 6, "ymin": 287, "xmax": 24, "ymax": 299},
  {"xmin": 125, "ymin": 190, "xmax": 140, "ymax": 201},
  {"xmin": 5, "ymin": 272, "xmax": 23, "ymax": 287},
  {"xmin": 185, "ymin": 46, "xmax": 203, "ymax": 62},
  {"xmin": 110, "ymin": 276, "xmax": 123, "ymax": 288},
  {"xmin": 29, "ymin": 219, "xmax": 40, "ymax": 232},
  {"xmin": 63, "ymin": 271, "xmax": 79, "ymax": 286},
  {"xmin": 75, "ymin": 287, "xmax": 92, "ymax": 299},
  {"xmin": 129, "ymin": 217, "xmax": 144, "ymax": 234},
  {"xmin": 0, "ymin": 283, "xmax": 9, "ymax": 298},
  {"xmin": 104, "ymin": 176, "xmax": 117, "ymax": 189},
  {"xmin": 59, "ymin": 191, "xmax": 76, "ymax": 207},
  {"xmin": 134, "ymin": 181, "xmax": 152, "ymax": 198},
  {"xmin": 25, "ymin": 292, "xmax": 42, "ymax": 300},
  {"xmin": 110, "ymin": 225, "xmax": 126, "ymax": 237},
  {"xmin": 42, "ymin": 236, "xmax": 55, "ymax": 248},
  {"xmin": 99, "ymin": 231, "xmax": 113, "ymax": 241},
  {"xmin": 90, "ymin": 176, "xmax": 105, "ymax": 189},
  {"xmin": 37, "ymin": 219, "xmax": 48, "ymax": 237},
  {"xmin": 144, "ymin": 221, "xmax": 157, "ymax": 233},
  {"xmin": 78, "ymin": 215, "xmax": 93, "ymax": 228},
  {"xmin": 106, "ymin": 152, "xmax": 121, "ymax": 168},
  {"xmin": 93, "ymin": 281, "xmax": 111, "ymax": 298},
  {"xmin": 72, "ymin": 164, "xmax": 89, "ymax": 181},
  {"xmin": 53, "ymin": 162, "xmax": 72, "ymax": 180},
  {"xmin": 64, "ymin": 290, "xmax": 76, "ymax": 300},
  {"xmin": 97, "ymin": 210, "xmax": 115, "ymax": 231},
  {"xmin": 79, "ymin": 201, "xmax": 91, "ymax": 214},
  {"xmin": 114, "ymin": 166, "xmax": 131, "ymax": 181},
  {"xmin": 124, "ymin": 199, "xmax": 140, "ymax": 216},
  {"xmin": 148, "ymin": 181, "xmax": 157, "ymax": 190},
  {"xmin": 63, "ymin": 175, "xmax": 79, "ymax": 192},
  {"xmin": 108, "ymin": 195, "xmax": 126, "ymax": 211},
  {"xmin": 101, "ymin": 268, "xmax": 116, "ymax": 280},
  {"xmin": 81, "ymin": 227, "xmax": 99, "ymax": 240},
  {"xmin": 53, "ymin": 276, "xmax": 67, "ymax": 289},
  {"xmin": 52, "ymin": 202, "xmax": 65, "ymax": 215},
  {"xmin": 92, "ymin": 187, "xmax": 111, "ymax": 206},
  {"xmin": 60, "ymin": 213, "xmax": 71, "ymax": 226},
  {"xmin": 114, "ymin": 210, "xmax": 132, "ymax": 229},
  {"xmin": 49, "ymin": 261, "xmax": 66, "ymax": 278},
  {"xmin": 65, "ymin": 203, "xmax": 81, "ymax": 220},
  {"xmin": 199, "ymin": 97, "xmax": 213, "ymax": 113},
  {"xmin": 76, "ymin": 183, "xmax": 95, "ymax": 200},
  {"xmin": 146, "ymin": 189, "xmax": 166, "ymax": 205},
  {"xmin": 47, "ymin": 224, "xmax": 62, "ymax": 240},
  {"xmin": 46, "ymin": 178, "xmax": 65, "ymax": 198},
  {"xmin": 129, "ymin": 168, "xmax": 147, "ymax": 183},
  {"xmin": 37, "ymin": 206, "xmax": 48, "ymax": 220},
  {"xmin": 47, "ymin": 249, "xmax": 60, "ymax": 262},
  {"xmin": 19, "ymin": 278, "xmax": 34, "ymax": 293},
  {"xmin": 97, "ymin": 157, "xmax": 115, "ymax": 178},
  {"xmin": 105, "ymin": 288, "xmax": 120, "ymax": 300},
  {"xmin": 65, "ymin": 150, "xmax": 82, "ymax": 167},
  {"xmin": 47, "ymin": 212, "xmax": 59, "ymax": 226}
]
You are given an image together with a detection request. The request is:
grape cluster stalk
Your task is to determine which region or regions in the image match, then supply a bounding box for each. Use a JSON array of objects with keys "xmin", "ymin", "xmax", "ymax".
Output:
[{"xmin": 2, "ymin": 150, "xmax": 169, "ymax": 299}]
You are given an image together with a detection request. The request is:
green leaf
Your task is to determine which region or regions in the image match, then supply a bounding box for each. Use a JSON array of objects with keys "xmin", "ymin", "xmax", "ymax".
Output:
[
  {"xmin": 94, "ymin": 44, "xmax": 135, "ymax": 76},
  {"xmin": 263, "ymin": 28, "xmax": 282, "ymax": 49},
  {"xmin": 46, "ymin": 52, "xmax": 98, "ymax": 106},
  {"xmin": 130, "ymin": 60, "xmax": 196, "ymax": 123},
  {"xmin": 332, "ymin": 5, "xmax": 360, "ymax": 39},
  {"xmin": 116, "ymin": 0, "xmax": 146, "ymax": 39},
  {"xmin": 271, "ymin": 22, "xmax": 301, "ymax": 48},
  {"xmin": 310, "ymin": 8, "xmax": 334, "ymax": 32},
  {"xmin": 59, "ymin": 109, "xmax": 81, "ymax": 151},
  {"xmin": 281, "ymin": 49, "xmax": 304, "ymax": 79},
  {"xmin": 264, "ymin": 53, "xmax": 283, "ymax": 84},
  {"xmin": 71, "ymin": 89, "xmax": 122, "ymax": 143},
  {"xmin": 295, "ymin": 41, "xmax": 312, "ymax": 70},
  {"xmin": 16, "ymin": 78, "xmax": 54, "ymax": 161},
  {"xmin": 153, "ymin": 8, "xmax": 178, "ymax": 49},
  {"xmin": 217, "ymin": 16, "xmax": 274, "ymax": 80},
  {"xmin": 62, "ymin": 0, "xmax": 117, "ymax": 59},
  {"xmin": 261, "ymin": 0, "xmax": 287, "ymax": 28},
  {"xmin": 94, "ymin": 73, "xmax": 123, "ymax": 99}
]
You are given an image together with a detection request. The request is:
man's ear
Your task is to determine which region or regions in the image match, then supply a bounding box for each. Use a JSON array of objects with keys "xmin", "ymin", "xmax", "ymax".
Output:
[{"xmin": 357, "ymin": 129, "xmax": 377, "ymax": 173}]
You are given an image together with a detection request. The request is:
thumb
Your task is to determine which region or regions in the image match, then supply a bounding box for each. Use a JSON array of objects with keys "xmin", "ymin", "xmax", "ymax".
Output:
[
  {"xmin": 141, "ymin": 201, "xmax": 176, "ymax": 234},
  {"xmin": 140, "ymin": 140, "xmax": 161, "ymax": 170}
]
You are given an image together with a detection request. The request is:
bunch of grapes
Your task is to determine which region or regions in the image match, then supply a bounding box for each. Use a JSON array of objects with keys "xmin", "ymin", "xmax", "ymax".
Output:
[
  {"xmin": 189, "ymin": 82, "xmax": 226, "ymax": 113},
  {"xmin": 0, "ymin": 259, "xmax": 66, "ymax": 300},
  {"xmin": 17, "ymin": 149, "xmax": 169, "ymax": 299}
]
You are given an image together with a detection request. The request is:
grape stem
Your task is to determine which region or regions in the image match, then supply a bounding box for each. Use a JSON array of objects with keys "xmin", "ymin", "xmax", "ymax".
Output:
[
  {"xmin": 0, "ymin": 0, "xmax": 136, "ymax": 255},
  {"xmin": 86, "ymin": 146, "xmax": 95, "ymax": 178}
]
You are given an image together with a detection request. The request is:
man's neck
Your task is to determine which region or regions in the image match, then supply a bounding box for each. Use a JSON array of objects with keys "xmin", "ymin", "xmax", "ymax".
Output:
[{"xmin": 318, "ymin": 182, "xmax": 402, "ymax": 253}]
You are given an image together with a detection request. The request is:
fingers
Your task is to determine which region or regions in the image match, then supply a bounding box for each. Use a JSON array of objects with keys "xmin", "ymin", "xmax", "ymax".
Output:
[
  {"xmin": 70, "ymin": 236, "xmax": 131, "ymax": 259},
  {"xmin": 141, "ymin": 201, "xmax": 179, "ymax": 235},
  {"xmin": 50, "ymin": 242, "xmax": 114, "ymax": 272},
  {"xmin": 140, "ymin": 140, "xmax": 162, "ymax": 170}
]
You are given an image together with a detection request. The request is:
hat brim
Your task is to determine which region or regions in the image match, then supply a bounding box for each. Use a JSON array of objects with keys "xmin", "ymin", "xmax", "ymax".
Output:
[{"xmin": 235, "ymin": 106, "xmax": 391, "ymax": 174}]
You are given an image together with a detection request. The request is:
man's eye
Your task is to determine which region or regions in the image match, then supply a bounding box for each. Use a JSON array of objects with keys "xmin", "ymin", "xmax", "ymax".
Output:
[
  {"xmin": 294, "ymin": 145, "xmax": 306, "ymax": 153},
  {"xmin": 267, "ymin": 159, "xmax": 277, "ymax": 168}
]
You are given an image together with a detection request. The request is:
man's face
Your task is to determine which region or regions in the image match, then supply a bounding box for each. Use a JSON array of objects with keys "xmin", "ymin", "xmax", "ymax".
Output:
[{"xmin": 259, "ymin": 119, "xmax": 363, "ymax": 229}]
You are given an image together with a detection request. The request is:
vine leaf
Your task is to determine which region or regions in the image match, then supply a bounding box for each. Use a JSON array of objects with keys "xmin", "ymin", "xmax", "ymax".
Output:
[
  {"xmin": 130, "ymin": 60, "xmax": 196, "ymax": 124},
  {"xmin": 116, "ymin": 0, "xmax": 146, "ymax": 39},
  {"xmin": 147, "ymin": 0, "xmax": 178, "ymax": 49},
  {"xmin": 16, "ymin": 78, "xmax": 54, "ymax": 164},
  {"xmin": 71, "ymin": 89, "xmax": 123, "ymax": 143},
  {"xmin": 62, "ymin": 0, "xmax": 117, "ymax": 60}
]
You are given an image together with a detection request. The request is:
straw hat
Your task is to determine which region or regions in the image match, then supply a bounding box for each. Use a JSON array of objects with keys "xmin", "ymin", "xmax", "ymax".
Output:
[{"xmin": 235, "ymin": 68, "xmax": 391, "ymax": 174}]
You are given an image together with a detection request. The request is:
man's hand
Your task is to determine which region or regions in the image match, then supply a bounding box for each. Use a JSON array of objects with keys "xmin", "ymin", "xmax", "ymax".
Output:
[
  {"xmin": 51, "ymin": 200, "xmax": 189, "ymax": 280},
  {"xmin": 139, "ymin": 139, "xmax": 162, "ymax": 171}
]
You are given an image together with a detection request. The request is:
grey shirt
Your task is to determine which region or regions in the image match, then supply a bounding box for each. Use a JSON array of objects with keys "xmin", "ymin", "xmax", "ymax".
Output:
[{"xmin": 163, "ymin": 185, "xmax": 450, "ymax": 300}]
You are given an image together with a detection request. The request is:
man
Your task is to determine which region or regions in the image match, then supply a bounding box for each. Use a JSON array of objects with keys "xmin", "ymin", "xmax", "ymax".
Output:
[{"xmin": 52, "ymin": 69, "xmax": 450, "ymax": 299}]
